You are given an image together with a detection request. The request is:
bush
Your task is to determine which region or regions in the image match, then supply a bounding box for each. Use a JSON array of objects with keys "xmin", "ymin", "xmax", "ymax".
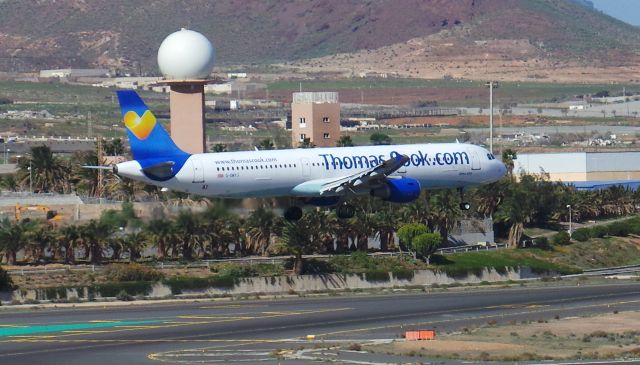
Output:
[
  {"xmin": 533, "ymin": 236, "xmax": 551, "ymax": 250},
  {"xmin": 590, "ymin": 225, "xmax": 609, "ymax": 238},
  {"xmin": 211, "ymin": 263, "xmax": 256, "ymax": 279},
  {"xmin": 95, "ymin": 281, "xmax": 153, "ymax": 297},
  {"xmin": 105, "ymin": 263, "xmax": 164, "ymax": 282},
  {"xmin": 607, "ymin": 222, "xmax": 630, "ymax": 237},
  {"xmin": 552, "ymin": 231, "xmax": 571, "ymax": 245},
  {"xmin": 571, "ymin": 228, "xmax": 592, "ymax": 242},
  {"xmin": 116, "ymin": 290, "xmax": 134, "ymax": 301},
  {"xmin": 0, "ymin": 265, "xmax": 14, "ymax": 292},
  {"xmin": 163, "ymin": 275, "xmax": 237, "ymax": 295}
]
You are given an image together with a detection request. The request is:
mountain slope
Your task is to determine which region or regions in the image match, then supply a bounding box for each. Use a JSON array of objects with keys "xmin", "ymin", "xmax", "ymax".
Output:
[{"xmin": 0, "ymin": 0, "xmax": 638, "ymax": 76}]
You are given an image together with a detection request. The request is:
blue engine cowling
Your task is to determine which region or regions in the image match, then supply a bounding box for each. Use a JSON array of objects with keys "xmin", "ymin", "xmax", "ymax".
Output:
[{"xmin": 370, "ymin": 178, "xmax": 421, "ymax": 203}]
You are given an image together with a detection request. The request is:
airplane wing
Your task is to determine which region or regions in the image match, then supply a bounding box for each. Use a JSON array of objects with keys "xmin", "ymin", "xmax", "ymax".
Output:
[{"xmin": 291, "ymin": 154, "xmax": 409, "ymax": 197}]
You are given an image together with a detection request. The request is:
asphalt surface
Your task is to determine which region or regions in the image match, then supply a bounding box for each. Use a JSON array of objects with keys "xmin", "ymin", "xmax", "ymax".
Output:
[{"xmin": 1, "ymin": 282, "xmax": 640, "ymax": 365}]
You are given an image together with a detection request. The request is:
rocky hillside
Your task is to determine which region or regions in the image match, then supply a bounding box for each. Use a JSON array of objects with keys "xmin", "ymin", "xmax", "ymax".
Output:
[{"xmin": 0, "ymin": 0, "xmax": 638, "ymax": 77}]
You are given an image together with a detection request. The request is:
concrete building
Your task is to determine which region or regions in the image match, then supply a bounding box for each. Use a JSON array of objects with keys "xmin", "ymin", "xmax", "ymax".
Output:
[
  {"xmin": 291, "ymin": 92, "xmax": 340, "ymax": 148},
  {"xmin": 514, "ymin": 151, "xmax": 640, "ymax": 182},
  {"xmin": 40, "ymin": 69, "xmax": 109, "ymax": 78}
]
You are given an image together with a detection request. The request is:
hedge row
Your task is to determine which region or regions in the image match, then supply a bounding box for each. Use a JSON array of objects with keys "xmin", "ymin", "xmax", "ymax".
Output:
[{"xmin": 572, "ymin": 217, "xmax": 640, "ymax": 242}]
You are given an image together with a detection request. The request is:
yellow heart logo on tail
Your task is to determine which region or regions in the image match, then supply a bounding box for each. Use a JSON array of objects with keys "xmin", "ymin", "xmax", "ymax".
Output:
[{"xmin": 124, "ymin": 110, "xmax": 156, "ymax": 140}]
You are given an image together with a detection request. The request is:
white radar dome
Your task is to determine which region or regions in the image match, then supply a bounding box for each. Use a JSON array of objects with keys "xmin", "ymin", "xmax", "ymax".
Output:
[{"xmin": 157, "ymin": 28, "xmax": 215, "ymax": 80}]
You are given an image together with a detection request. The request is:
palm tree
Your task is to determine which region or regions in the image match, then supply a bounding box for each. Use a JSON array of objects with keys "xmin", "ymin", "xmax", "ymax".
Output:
[
  {"xmin": 57, "ymin": 225, "xmax": 81, "ymax": 264},
  {"xmin": 256, "ymin": 139, "xmax": 275, "ymax": 150},
  {"xmin": 0, "ymin": 175, "xmax": 19, "ymax": 192},
  {"xmin": 0, "ymin": 219, "xmax": 29, "ymax": 265},
  {"xmin": 122, "ymin": 231, "xmax": 147, "ymax": 262},
  {"xmin": 245, "ymin": 206, "xmax": 281, "ymax": 256},
  {"xmin": 211, "ymin": 144, "xmax": 228, "ymax": 153},
  {"xmin": 426, "ymin": 190, "xmax": 461, "ymax": 245},
  {"xmin": 77, "ymin": 220, "xmax": 112, "ymax": 264},
  {"xmin": 502, "ymin": 149, "xmax": 517, "ymax": 179},
  {"xmin": 494, "ymin": 176, "xmax": 536, "ymax": 247},
  {"xmin": 472, "ymin": 179, "xmax": 508, "ymax": 218},
  {"xmin": 18, "ymin": 145, "xmax": 69, "ymax": 193},
  {"xmin": 280, "ymin": 218, "xmax": 314, "ymax": 275},
  {"xmin": 336, "ymin": 135, "xmax": 355, "ymax": 147},
  {"xmin": 298, "ymin": 138, "xmax": 315, "ymax": 148},
  {"xmin": 371, "ymin": 206, "xmax": 399, "ymax": 251},
  {"xmin": 24, "ymin": 221, "xmax": 55, "ymax": 263},
  {"xmin": 350, "ymin": 210, "xmax": 376, "ymax": 251},
  {"xmin": 145, "ymin": 218, "xmax": 174, "ymax": 259}
]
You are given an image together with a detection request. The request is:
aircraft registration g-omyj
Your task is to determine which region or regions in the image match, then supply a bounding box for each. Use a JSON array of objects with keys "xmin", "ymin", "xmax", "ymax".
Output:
[{"xmin": 105, "ymin": 90, "xmax": 506, "ymax": 220}]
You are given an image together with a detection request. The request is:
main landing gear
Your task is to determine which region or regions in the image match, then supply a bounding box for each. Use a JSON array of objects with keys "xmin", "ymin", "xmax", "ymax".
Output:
[
  {"xmin": 457, "ymin": 187, "xmax": 471, "ymax": 211},
  {"xmin": 284, "ymin": 206, "xmax": 303, "ymax": 221},
  {"xmin": 284, "ymin": 202, "xmax": 356, "ymax": 221},
  {"xmin": 336, "ymin": 202, "xmax": 356, "ymax": 219}
]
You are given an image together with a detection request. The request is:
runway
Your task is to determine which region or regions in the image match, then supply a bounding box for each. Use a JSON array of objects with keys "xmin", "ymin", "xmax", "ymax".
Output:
[{"xmin": 1, "ymin": 282, "xmax": 640, "ymax": 364}]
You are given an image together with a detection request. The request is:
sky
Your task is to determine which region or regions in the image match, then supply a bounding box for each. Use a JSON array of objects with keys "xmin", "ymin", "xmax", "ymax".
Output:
[{"xmin": 591, "ymin": 0, "xmax": 640, "ymax": 26}]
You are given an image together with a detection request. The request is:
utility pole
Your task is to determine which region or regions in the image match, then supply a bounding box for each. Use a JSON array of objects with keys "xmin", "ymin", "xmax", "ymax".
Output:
[
  {"xmin": 485, "ymin": 81, "xmax": 499, "ymax": 154},
  {"xmin": 97, "ymin": 138, "xmax": 103, "ymax": 204}
]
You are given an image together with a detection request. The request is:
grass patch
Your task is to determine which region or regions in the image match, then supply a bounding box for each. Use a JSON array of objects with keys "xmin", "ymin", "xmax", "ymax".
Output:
[
  {"xmin": 93, "ymin": 281, "xmax": 153, "ymax": 298},
  {"xmin": 163, "ymin": 275, "xmax": 237, "ymax": 295},
  {"xmin": 432, "ymin": 249, "xmax": 582, "ymax": 277}
]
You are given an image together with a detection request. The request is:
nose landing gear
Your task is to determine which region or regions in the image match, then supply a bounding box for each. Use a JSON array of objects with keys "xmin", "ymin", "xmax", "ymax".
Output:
[{"xmin": 457, "ymin": 187, "xmax": 471, "ymax": 211}]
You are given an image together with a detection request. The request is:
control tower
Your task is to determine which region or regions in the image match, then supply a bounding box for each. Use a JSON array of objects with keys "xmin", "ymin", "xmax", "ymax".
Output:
[{"xmin": 156, "ymin": 28, "xmax": 216, "ymax": 154}]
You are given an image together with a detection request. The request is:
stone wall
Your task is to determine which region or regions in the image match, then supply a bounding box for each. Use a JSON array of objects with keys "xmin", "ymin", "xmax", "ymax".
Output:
[{"xmin": 3, "ymin": 267, "xmax": 540, "ymax": 303}]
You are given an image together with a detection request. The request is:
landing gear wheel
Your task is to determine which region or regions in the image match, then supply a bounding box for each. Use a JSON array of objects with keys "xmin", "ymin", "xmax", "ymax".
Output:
[
  {"xmin": 284, "ymin": 206, "xmax": 303, "ymax": 221},
  {"xmin": 457, "ymin": 187, "xmax": 471, "ymax": 211},
  {"xmin": 336, "ymin": 203, "xmax": 356, "ymax": 219}
]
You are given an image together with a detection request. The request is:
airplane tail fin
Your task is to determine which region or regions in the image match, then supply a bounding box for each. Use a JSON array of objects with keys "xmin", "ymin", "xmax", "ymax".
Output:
[{"xmin": 116, "ymin": 90, "xmax": 189, "ymax": 161}]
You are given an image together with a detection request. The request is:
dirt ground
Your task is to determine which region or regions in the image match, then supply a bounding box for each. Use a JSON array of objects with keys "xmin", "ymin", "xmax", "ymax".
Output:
[
  {"xmin": 368, "ymin": 311, "xmax": 640, "ymax": 361},
  {"xmin": 285, "ymin": 34, "xmax": 640, "ymax": 85},
  {"xmin": 6, "ymin": 264, "xmax": 214, "ymax": 289}
]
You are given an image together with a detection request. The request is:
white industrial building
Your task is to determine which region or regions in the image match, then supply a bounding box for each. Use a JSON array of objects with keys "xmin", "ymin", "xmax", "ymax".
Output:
[{"xmin": 514, "ymin": 151, "xmax": 640, "ymax": 189}]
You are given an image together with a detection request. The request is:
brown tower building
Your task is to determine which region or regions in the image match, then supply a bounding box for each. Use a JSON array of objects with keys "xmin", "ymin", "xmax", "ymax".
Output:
[
  {"xmin": 291, "ymin": 92, "xmax": 340, "ymax": 148},
  {"xmin": 164, "ymin": 80, "xmax": 207, "ymax": 154}
]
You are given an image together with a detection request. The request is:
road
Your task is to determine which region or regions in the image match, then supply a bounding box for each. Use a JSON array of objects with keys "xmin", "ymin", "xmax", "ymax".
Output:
[{"xmin": 0, "ymin": 282, "xmax": 639, "ymax": 364}]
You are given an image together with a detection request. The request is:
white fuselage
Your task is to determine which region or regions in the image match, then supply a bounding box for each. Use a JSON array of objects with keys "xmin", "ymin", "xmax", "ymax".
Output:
[{"xmin": 116, "ymin": 143, "xmax": 506, "ymax": 198}]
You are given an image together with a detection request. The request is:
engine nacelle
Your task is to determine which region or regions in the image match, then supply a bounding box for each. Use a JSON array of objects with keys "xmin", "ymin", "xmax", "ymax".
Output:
[{"xmin": 370, "ymin": 178, "xmax": 421, "ymax": 203}]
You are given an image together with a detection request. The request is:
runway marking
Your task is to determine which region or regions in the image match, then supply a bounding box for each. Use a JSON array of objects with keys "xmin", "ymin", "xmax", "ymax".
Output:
[
  {"xmin": 0, "ymin": 325, "xmax": 27, "ymax": 328},
  {"xmin": 0, "ymin": 320, "xmax": 162, "ymax": 337},
  {"xmin": 177, "ymin": 315, "xmax": 255, "ymax": 320},
  {"xmin": 0, "ymin": 307, "xmax": 353, "ymax": 343},
  {"xmin": 198, "ymin": 304, "xmax": 265, "ymax": 309}
]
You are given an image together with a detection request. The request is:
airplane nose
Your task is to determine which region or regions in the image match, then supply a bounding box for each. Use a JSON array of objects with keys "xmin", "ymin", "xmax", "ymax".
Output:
[{"xmin": 496, "ymin": 161, "xmax": 507, "ymax": 178}]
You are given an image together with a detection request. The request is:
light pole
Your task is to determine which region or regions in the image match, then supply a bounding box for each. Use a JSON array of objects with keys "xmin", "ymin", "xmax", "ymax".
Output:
[
  {"xmin": 566, "ymin": 204, "xmax": 572, "ymax": 237},
  {"xmin": 485, "ymin": 81, "xmax": 499, "ymax": 154},
  {"xmin": 28, "ymin": 159, "xmax": 32, "ymax": 194}
]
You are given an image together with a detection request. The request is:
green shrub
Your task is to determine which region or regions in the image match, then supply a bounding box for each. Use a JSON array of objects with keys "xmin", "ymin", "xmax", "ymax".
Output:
[
  {"xmin": 533, "ymin": 236, "xmax": 551, "ymax": 250},
  {"xmin": 253, "ymin": 263, "xmax": 284, "ymax": 276},
  {"xmin": 211, "ymin": 263, "xmax": 256, "ymax": 279},
  {"xmin": 105, "ymin": 263, "xmax": 164, "ymax": 282},
  {"xmin": 0, "ymin": 265, "xmax": 14, "ymax": 292},
  {"xmin": 116, "ymin": 290, "xmax": 134, "ymax": 301},
  {"xmin": 591, "ymin": 225, "xmax": 609, "ymax": 238},
  {"xmin": 606, "ymin": 222, "xmax": 630, "ymax": 237},
  {"xmin": 364, "ymin": 270, "xmax": 390, "ymax": 282},
  {"xmin": 571, "ymin": 228, "xmax": 592, "ymax": 242},
  {"xmin": 552, "ymin": 231, "xmax": 571, "ymax": 245},
  {"xmin": 95, "ymin": 281, "xmax": 153, "ymax": 297},
  {"xmin": 163, "ymin": 275, "xmax": 237, "ymax": 295},
  {"xmin": 43, "ymin": 287, "xmax": 67, "ymax": 300},
  {"xmin": 392, "ymin": 268, "xmax": 415, "ymax": 281}
]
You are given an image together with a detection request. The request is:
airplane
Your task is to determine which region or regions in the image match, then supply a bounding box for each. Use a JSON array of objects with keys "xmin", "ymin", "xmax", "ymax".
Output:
[{"xmin": 105, "ymin": 90, "xmax": 507, "ymax": 220}]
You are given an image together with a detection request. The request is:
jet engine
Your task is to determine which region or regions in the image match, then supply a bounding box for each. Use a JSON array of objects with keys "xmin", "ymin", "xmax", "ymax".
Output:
[{"xmin": 370, "ymin": 178, "xmax": 421, "ymax": 203}]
